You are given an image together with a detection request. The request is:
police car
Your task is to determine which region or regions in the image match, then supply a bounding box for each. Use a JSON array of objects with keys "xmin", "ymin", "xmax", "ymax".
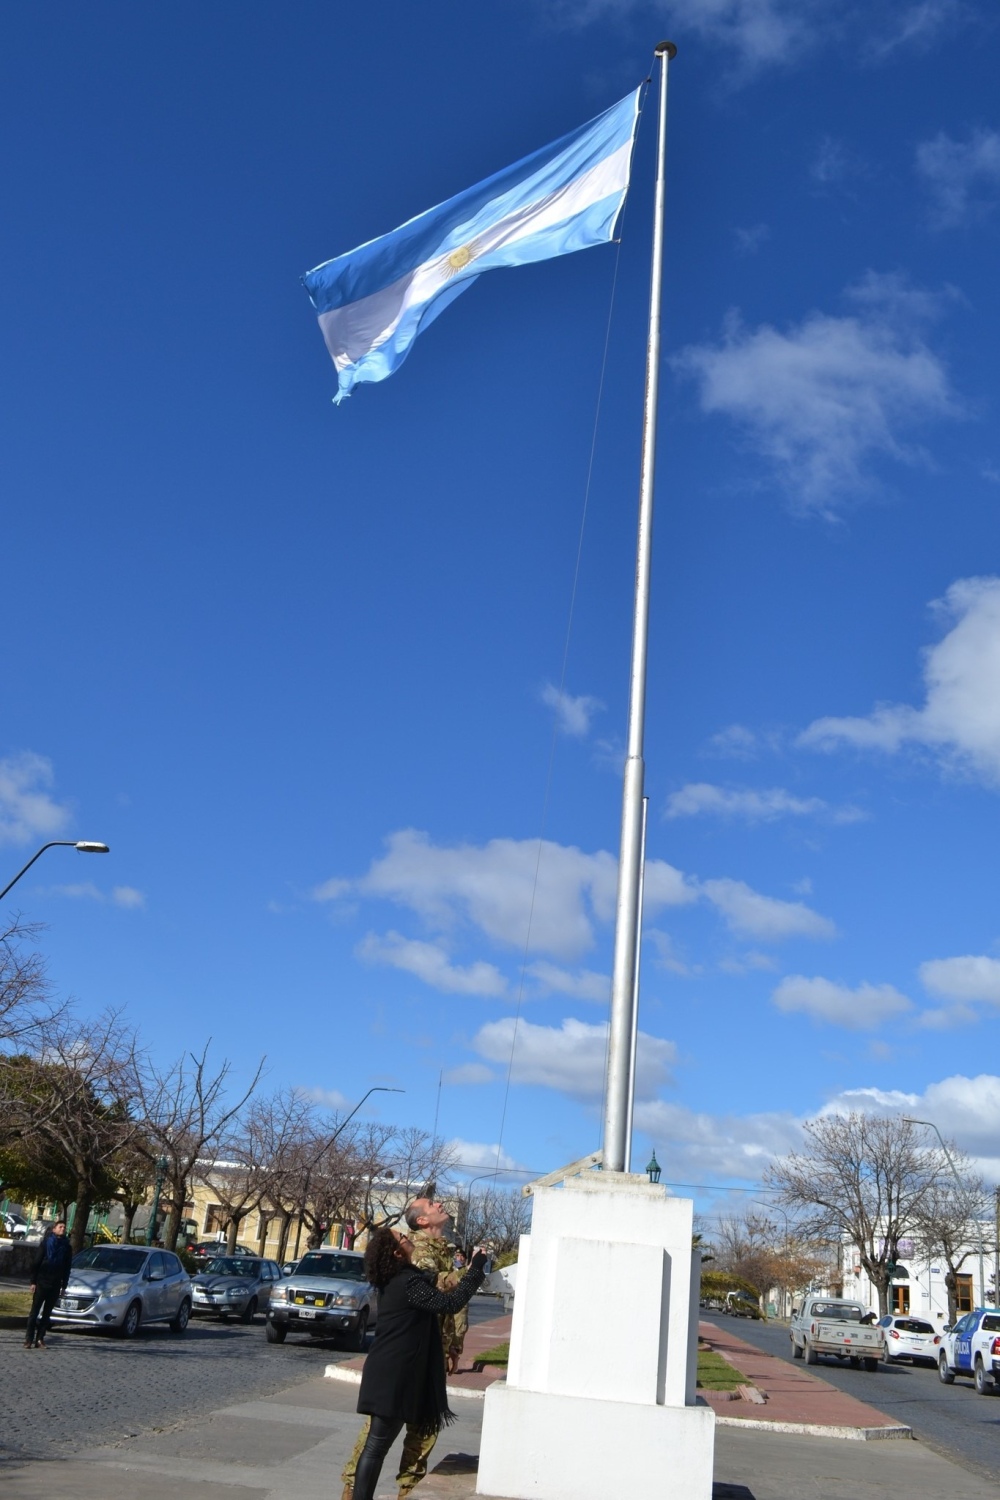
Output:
[{"xmin": 938, "ymin": 1308, "xmax": 1000, "ymax": 1394}]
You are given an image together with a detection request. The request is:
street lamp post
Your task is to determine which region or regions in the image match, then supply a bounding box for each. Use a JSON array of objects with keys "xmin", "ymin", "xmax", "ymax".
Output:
[
  {"xmin": 903, "ymin": 1116, "xmax": 988, "ymax": 1310},
  {"xmin": 145, "ymin": 1157, "xmax": 168, "ymax": 1246},
  {"xmin": 292, "ymin": 1085, "xmax": 404, "ymax": 1259},
  {"xmin": 1, "ymin": 840, "xmax": 110, "ymax": 902}
]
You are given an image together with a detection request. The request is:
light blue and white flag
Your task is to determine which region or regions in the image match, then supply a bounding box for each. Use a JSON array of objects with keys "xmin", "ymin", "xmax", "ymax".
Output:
[{"xmin": 303, "ymin": 89, "xmax": 642, "ymax": 403}]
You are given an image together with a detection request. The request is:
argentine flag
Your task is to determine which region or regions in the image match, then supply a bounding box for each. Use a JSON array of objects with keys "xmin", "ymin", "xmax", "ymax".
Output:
[{"xmin": 303, "ymin": 89, "xmax": 642, "ymax": 404}]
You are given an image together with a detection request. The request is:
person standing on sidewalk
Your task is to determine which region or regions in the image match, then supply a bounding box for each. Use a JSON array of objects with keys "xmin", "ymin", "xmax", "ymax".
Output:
[
  {"xmin": 447, "ymin": 1249, "xmax": 469, "ymax": 1375},
  {"xmin": 25, "ymin": 1220, "xmax": 73, "ymax": 1349},
  {"xmin": 348, "ymin": 1227, "xmax": 486, "ymax": 1500},
  {"xmin": 341, "ymin": 1190, "xmax": 463, "ymax": 1499}
]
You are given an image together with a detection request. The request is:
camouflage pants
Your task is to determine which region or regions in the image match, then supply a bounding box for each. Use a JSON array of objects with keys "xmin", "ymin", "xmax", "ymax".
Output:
[{"xmin": 342, "ymin": 1417, "xmax": 438, "ymax": 1495}]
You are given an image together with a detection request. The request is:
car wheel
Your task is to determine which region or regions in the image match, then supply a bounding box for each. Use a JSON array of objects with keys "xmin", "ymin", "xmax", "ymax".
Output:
[
  {"xmin": 219, "ymin": 1312, "xmax": 229, "ymax": 1323},
  {"xmin": 348, "ymin": 1308, "xmax": 369, "ymax": 1352},
  {"xmin": 974, "ymin": 1356, "xmax": 992, "ymax": 1395},
  {"xmin": 170, "ymin": 1298, "xmax": 191, "ymax": 1333},
  {"xmin": 849, "ymin": 1356, "xmax": 861, "ymax": 1368},
  {"xmin": 863, "ymin": 1357, "xmax": 879, "ymax": 1372},
  {"xmin": 265, "ymin": 1320, "xmax": 287, "ymax": 1344},
  {"xmin": 792, "ymin": 1338, "xmax": 803, "ymax": 1360},
  {"xmin": 939, "ymin": 1353, "xmax": 955, "ymax": 1384},
  {"xmin": 804, "ymin": 1340, "xmax": 817, "ymax": 1365},
  {"xmin": 883, "ymin": 1343, "xmax": 894, "ymax": 1363},
  {"xmin": 240, "ymin": 1297, "xmax": 258, "ymax": 1326},
  {"xmin": 118, "ymin": 1300, "xmax": 142, "ymax": 1339}
]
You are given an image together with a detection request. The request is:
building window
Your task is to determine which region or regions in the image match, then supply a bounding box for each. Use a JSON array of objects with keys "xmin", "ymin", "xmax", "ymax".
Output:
[
  {"xmin": 891, "ymin": 1285, "xmax": 910, "ymax": 1314},
  {"xmin": 956, "ymin": 1274, "xmax": 974, "ymax": 1313},
  {"xmin": 203, "ymin": 1203, "xmax": 226, "ymax": 1235}
]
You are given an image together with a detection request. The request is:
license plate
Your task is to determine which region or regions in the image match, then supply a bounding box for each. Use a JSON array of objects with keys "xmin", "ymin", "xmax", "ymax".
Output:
[
  {"xmin": 62, "ymin": 1299, "xmax": 78, "ymax": 1310},
  {"xmin": 297, "ymin": 1307, "xmax": 317, "ymax": 1319}
]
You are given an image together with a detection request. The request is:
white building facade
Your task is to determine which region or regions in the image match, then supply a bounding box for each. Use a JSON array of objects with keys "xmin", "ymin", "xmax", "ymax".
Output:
[{"xmin": 839, "ymin": 1230, "xmax": 998, "ymax": 1324}]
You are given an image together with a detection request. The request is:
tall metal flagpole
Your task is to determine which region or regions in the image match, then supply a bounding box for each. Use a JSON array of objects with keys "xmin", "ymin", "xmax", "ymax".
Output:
[
  {"xmin": 603, "ymin": 41, "xmax": 675, "ymax": 1174},
  {"xmin": 623, "ymin": 795, "xmax": 649, "ymax": 1173}
]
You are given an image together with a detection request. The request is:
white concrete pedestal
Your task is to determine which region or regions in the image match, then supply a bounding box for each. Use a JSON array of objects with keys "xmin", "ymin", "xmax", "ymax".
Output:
[{"xmin": 476, "ymin": 1173, "xmax": 714, "ymax": 1499}]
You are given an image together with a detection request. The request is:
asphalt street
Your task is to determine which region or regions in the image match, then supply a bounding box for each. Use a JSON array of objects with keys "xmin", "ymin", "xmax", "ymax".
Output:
[
  {"xmin": 701, "ymin": 1311, "xmax": 1000, "ymax": 1485},
  {"xmin": 0, "ymin": 1293, "xmax": 503, "ymax": 1463}
]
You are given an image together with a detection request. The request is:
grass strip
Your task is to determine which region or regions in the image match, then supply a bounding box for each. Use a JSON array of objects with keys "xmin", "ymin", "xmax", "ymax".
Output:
[
  {"xmin": 0, "ymin": 1289, "xmax": 32, "ymax": 1319},
  {"xmin": 697, "ymin": 1347, "xmax": 751, "ymax": 1391},
  {"xmin": 474, "ymin": 1340, "xmax": 510, "ymax": 1366}
]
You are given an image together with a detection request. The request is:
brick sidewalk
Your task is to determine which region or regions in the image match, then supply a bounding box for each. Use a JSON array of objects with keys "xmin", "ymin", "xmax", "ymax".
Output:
[{"xmin": 699, "ymin": 1320, "xmax": 911, "ymax": 1437}]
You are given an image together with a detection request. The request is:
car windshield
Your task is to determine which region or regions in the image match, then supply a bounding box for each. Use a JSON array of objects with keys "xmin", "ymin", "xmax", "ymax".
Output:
[
  {"xmin": 812, "ymin": 1302, "xmax": 862, "ymax": 1321},
  {"xmin": 295, "ymin": 1252, "xmax": 366, "ymax": 1281},
  {"xmin": 204, "ymin": 1258, "xmax": 260, "ymax": 1277},
  {"xmin": 73, "ymin": 1247, "xmax": 147, "ymax": 1274}
]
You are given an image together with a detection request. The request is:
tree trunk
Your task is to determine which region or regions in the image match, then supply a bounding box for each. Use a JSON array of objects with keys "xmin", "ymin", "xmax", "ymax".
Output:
[
  {"xmin": 162, "ymin": 1175, "xmax": 186, "ymax": 1250},
  {"xmin": 945, "ymin": 1268, "xmax": 958, "ymax": 1324},
  {"xmin": 256, "ymin": 1210, "xmax": 270, "ymax": 1255},
  {"xmin": 121, "ymin": 1203, "xmax": 138, "ymax": 1242},
  {"xmin": 71, "ymin": 1185, "xmax": 94, "ymax": 1253},
  {"xmin": 226, "ymin": 1216, "xmax": 240, "ymax": 1253},
  {"xmin": 275, "ymin": 1209, "xmax": 292, "ymax": 1261}
]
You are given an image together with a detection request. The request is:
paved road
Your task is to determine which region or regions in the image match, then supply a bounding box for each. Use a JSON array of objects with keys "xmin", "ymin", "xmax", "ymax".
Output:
[
  {"xmin": 701, "ymin": 1311, "xmax": 1000, "ymax": 1484},
  {"xmin": 0, "ymin": 1293, "xmax": 503, "ymax": 1462}
]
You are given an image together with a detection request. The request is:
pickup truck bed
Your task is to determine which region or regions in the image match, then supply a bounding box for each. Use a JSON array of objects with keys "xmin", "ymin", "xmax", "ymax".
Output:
[{"xmin": 790, "ymin": 1299, "xmax": 882, "ymax": 1371}]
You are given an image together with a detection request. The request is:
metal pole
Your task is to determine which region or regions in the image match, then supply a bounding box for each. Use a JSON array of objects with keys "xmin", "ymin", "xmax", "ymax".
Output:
[
  {"xmin": 994, "ymin": 1186, "xmax": 999, "ymax": 1308},
  {"xmin": 603, "ymin": 41, "xmax": 676, "ymax": 1172},
  {"xmin": 624, "ymin": 796, "xmax": 649, "ymax": 1173},
  {"xmin": 904, "ymin": 1115, "xmax": 985, "ymax": 1307},
  {"xmin": 1, "ymin": 840, "xmax": 110, "ymax": 902}
]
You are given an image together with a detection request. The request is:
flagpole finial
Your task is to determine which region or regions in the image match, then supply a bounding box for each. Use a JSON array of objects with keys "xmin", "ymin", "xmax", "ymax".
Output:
[{"xmin": 655, "ymin": 41, "xmax": 677, "ymax": 59}]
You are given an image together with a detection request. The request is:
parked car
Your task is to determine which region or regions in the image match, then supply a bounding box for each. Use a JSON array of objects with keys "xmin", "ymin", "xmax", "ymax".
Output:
[
  {"xmin": 938, "ymin": 1308, "xmax": 1000, "ymax": 1394},
  {"xmin": 266, "ymin": 1248, "xmax": 377, "ymax": 1348},
  {"xmin": 281, "ymin": 1260, "xmax": 299, "ymax": 1277},
  {"xmin": 191, "ymin": 1256, "xmax": 283, "ymax": 1322},
  {"xmin": 877, "ymin": 1314, "xmax": 941, "ymax": 1365},
  {"xmin": 724, "ymin": 1292, "xmax": 762, "ymax": 1320},
  {"xmin": 52, "ymin": 1246, "xmax": 192, "ymax": 1338},
  {"xmin": 789, "ymin": 1297, "xmax": 882, "ymax": 1371},
  {"xmin": 1, "ymin": 1210, "xmax": 28, "ymax": 1240},
  {"xmin": 187, "ymin": 1241, "xmax": 256, "ymax": 1263}
]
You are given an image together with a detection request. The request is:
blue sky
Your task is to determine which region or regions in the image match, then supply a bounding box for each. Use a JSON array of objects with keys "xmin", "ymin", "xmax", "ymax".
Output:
[{"xmin": 4, "ymin": 2, "xmax": 1000, "ymax": 1213}]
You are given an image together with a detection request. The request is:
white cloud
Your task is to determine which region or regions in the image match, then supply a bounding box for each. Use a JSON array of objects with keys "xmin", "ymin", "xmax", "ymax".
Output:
[
  {"xmin": 539, "ymin": 683, "xmax": 604, "ymax": 737},
  {"xmin": 0, "ymin": 752, "xmax": 70, "ymax": 846},
  {"xmin": 319, "ymin": 828, "xmax": 695, "ymax": 963},
  {"xmin": 633, "ymin": 1098, "xmax": 804, "ymax": 1182},
  {"xmin": 446, "ymin": 1138, "xmax": 523, "ymax": 1173},
  {"xmin": 821, "ymin": 1074, "xmax": 1000, "ymax": 1175},
  {"xmin": 472, "ymin": 1016, "xmax": 675, "ymax": 1102},
  {"xmin": 673, "ymin": 272, "xmax": 960, "ymax": 513},
  {"xmin": 706, "ymin": 723, "xmax": 762, "ymax": 759},
  {"xmin": 526, "ymin": 961, "xmax": 609, "ymax": 1003},
  {"xmin": 302, "ymin": 1086, "xmax": 350, "ymax": 1111},
  {"xmin": 809, "ymin": 135, "xmax": 853, "ymax": 185},
  {"xmin": 772, "ymin": 974, "xmax": 912, "ymax": 1029},
  {"xmin": 112, "ymin": 886, "xmax": 145, "ymax": 909},
  {"xmin": 916, "ymin": 127, "xmax": 1000, "ymax": 228},
  {"xmin": 701, "ymin": 878, "xmax": 835, "ymax": 940},
  {"xmin": 800, "ymin": 577, "xmax": 1000, "ymax": 784},
  {"xmin": 920, "ymin": 954, "xmax": 1000, "ymax": 1004},
  {"xmin": 665, "ymin": 782, "xmax": 864, "ymax": 824},
  {"xmin": 734, "ymin": 223, "xmax": 770, "ymax": 253},
  {"xmin": 718, "ymin": 949, "xmax": 778, "ymax": 975},
  {"xmin": 442, "ymin": 1063, "xmax": 494, "ymax": 1086},
  {"xmin": 358, "ymin": 931, "xmax": 508, "ymax": 997},
  {"xmin": 916, "ymin": 955, "xmax": 1000, "ymax": 1027}
]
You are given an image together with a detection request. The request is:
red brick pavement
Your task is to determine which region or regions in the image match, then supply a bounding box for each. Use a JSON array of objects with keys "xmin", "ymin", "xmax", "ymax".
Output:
[{"xmin": 699, "ymin": 1320, "xmax": 909, "ymax": 1432}]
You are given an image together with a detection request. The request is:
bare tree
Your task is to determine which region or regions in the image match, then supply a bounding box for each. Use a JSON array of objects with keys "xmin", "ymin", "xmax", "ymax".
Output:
[
  {"xmin": 911, "ymin": 1153, "xmax": 991, "ymax": 1324},
  {"xmin": 246, "ymin": 1089, "xmax": 314, "ymax": 1256},
  {"xmin": 709, "ymin": 1209, "xmax": 829, "ymax": 1315},
  {"xmin": 133, "ymin": 1042, "xmax": 264, "ymax": 1250},
  {"xmin": 0, "ymin": 918, "xmax": 59, "ymax": 1049},
  {"xmin": 767, "ymin": 1113, "xmax": 945, "ymax": 1316},
  {"xmin": 458, "ymin": 1186, "xmax": 531, "ymax": 1258}
]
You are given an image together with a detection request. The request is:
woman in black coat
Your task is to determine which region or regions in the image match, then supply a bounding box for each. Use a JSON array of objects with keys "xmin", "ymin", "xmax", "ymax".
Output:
[{"xmin": 351, "ymin": 1227, "xmax": 487, "ymax": 1500}]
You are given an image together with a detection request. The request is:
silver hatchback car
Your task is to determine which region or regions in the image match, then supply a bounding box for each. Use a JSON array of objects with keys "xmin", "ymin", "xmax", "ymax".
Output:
[
  {"xmin": 191, "ymin": 1255, "xmax": 283, "ymax": 1322},
  {"xmin": 52, "ymin": 1246, "xmax": 192, "ymax": 1338}
]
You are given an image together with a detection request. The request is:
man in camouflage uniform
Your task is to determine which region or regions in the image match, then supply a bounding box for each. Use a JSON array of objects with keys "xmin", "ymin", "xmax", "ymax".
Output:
[
  {"xmin": 447, "ymin": 1249, "xmax": 469, "ymax": 1375},
  {"xmin": 341, "ymin": 1192, "xmax": 461, "ymax": 1500}
]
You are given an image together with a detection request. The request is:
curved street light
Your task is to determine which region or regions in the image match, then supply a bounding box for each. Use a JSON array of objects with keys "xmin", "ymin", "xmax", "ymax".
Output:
[
  {"xmin": 903, "ymin": 1115, "xmax": 988, "ymax": 1311},
  {"xmin": 1, "ymin": 840, "xmax": 111, "ymax": 902}
]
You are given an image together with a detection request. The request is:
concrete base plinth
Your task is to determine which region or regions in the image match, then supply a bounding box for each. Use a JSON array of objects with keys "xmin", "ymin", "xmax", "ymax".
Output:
[{"xmin": 476, "ymin": 1383, "xmax": 716, "ymax": 1500}]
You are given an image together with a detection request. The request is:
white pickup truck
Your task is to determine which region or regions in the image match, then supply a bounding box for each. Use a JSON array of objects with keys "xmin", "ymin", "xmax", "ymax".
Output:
[{"xmin": 790, "ymin": 1297, "xmax": 882, "ymax": 1371}]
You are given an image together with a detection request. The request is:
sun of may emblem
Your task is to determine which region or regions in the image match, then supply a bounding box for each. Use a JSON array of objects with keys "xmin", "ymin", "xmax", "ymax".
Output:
[{"xmin": 444, "ymin": 243, "xmax": 474, "ymax": 277}]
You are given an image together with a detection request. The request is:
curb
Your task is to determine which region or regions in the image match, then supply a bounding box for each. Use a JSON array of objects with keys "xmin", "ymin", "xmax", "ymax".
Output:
[
  {"xmin": 0, "ymin": 1315, "xmax": 27, "ymax": 1329},
  {"xmin": 324, "ymin": 1364, "xmax": 488, "ymax": 1402},
  {"xmin": 716, "ymin": 1415, "xmax": 912, "ymax": 1442}
]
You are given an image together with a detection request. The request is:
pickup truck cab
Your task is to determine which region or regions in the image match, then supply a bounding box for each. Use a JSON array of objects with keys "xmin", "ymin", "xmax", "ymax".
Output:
[
  {"xmin": 938, "ymin": 1308, "xmax": 1000, "ymax": 1394},
  {"xmin": 790, "ymin": 1297, "xmax": 882, "ymax": 1371}
]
